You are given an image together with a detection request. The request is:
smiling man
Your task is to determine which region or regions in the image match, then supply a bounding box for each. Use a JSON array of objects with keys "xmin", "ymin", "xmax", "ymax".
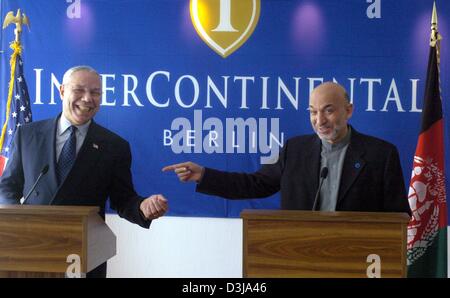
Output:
[
  {"xmin": 309, "ymin": 82, "xmax": 353, "ymax": 145},
  {"xmin": 61, "ymin": 67, "xmax": 102, "ymax": 125},
  {"xmin": 163, "ymin": 82, "xmax": 411, "ymax": 216},
  {"xmin": 0, "ymin": 65, "xmax": 169, "ymax": 278}
]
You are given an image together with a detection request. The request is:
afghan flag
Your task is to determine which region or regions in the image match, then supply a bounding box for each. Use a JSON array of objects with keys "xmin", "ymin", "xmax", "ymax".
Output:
[{"xmin": 406, "ymin": 3, "xmax": 447, "ymax": 278}]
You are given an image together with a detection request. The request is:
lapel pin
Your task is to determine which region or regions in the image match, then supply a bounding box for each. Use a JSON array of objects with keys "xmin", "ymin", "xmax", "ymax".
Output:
[
  {"xmin": 93, "ymin": 143, "xmax": 99, "ymax": 150},
  {"xmin": 354, "ymin": 162, "xmax": 361, "ymax": 169}
]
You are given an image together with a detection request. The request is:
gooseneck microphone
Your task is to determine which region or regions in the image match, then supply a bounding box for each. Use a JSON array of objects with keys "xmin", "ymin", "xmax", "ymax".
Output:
[
  {"xmin": 21, "ymin": 165, "xmax": 49, "ymax": 205},
  {"xmin": 312, "ymin": 167, "xmax": 328, "ymax": 211}
]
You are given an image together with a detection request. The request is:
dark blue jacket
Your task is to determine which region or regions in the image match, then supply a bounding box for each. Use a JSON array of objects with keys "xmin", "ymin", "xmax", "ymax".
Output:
[
  {"xmin": 197, "ymin": 127, "xmax": 411, "ymax": 215},
  {"xmin": 0, "ymin": 115, "xmax": 150, "ymax": 228}
]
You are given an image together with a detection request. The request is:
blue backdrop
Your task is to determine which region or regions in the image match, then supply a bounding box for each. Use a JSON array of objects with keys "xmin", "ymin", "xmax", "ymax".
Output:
[{"xmin": 1, "ymin": 0, "xmax": 449, "ymax": 218}]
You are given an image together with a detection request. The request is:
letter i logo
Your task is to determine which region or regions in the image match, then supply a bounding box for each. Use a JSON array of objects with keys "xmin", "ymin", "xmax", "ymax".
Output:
[{"xmin": 190, "ymin": 0, "xmax": 260, "ymax": 58}]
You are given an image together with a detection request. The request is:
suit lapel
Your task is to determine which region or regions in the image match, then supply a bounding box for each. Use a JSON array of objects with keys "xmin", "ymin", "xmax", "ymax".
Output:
[
  {"xmin": 33, "ymin": 118, "xmax": 59, "ymax": 204},
  {"xmin": 305, "ymin": 136, "xmax": 321, "ymax": 205},
  {"xmin": 50, "ymin": 121, "xmax": 104, "ymax": 204},
  {"xmin": 337, "ymin": 129, "xmax": 366, "ymax": 204},
  {"xmin": 71, "ymin": 121, "xmax": 103, "ymax": 176},
  {"xmin": 66, "ymin": 122, "xmax": 103, "ymax": 185}
]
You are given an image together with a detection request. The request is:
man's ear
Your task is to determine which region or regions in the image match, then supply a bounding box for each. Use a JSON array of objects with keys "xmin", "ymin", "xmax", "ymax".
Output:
[
  {"xmin": 59, "ymin": 84, "xmax": 65, "ymax": 99},
  {"xmin": 346, "ymin": 103, "xmax": 354, "ymax": 119}
]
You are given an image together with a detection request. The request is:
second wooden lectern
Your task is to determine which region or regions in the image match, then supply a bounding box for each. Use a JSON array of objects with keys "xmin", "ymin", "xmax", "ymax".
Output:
[
  {"xmin": 0, "ymin": 205, "xmax": 116, "ymax": 278},
  {"xmin": 241, "ymin": 209, "xmax": 410, "ymax": 278}
]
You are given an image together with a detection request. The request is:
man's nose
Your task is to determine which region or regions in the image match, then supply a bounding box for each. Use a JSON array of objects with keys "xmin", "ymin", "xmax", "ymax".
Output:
[
  {"xmin": 81, "ymin": 92, "xmax": 91, "ymax": 101},
  {"xmin": 317, "ymin": 112, "xmax": 327, "ymax": 125}
]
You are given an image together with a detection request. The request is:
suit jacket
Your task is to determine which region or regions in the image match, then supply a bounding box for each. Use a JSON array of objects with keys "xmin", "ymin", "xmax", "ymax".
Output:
[
  {"xmin": 0, "ymin": 116, "xmax": 150, "ymax": 228},
  {"xmin": 197, "ymin": 127, "xmax": 411, "ymax": 215}
]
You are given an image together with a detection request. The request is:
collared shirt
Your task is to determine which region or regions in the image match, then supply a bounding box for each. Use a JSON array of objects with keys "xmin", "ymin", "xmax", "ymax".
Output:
[
  {"xmin": 56, "ymin": 114, "xmax": 91, "ymax": 162},
  {"xmin": 318, "ymin": 127, "xmax": 352, "ymax": 211}
]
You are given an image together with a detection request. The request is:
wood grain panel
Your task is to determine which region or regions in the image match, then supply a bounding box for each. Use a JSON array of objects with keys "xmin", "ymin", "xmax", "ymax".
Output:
[
  {"xmin": 0, "ymin": 213, "xmax": 84, "ymax": 273},
  {"xmin": 0, "ymin": 205, "xmax": 115, "ymax": 277},
  {"xmin": 242, "ymin": 210, "xmax": 408, "ymax": 278}
]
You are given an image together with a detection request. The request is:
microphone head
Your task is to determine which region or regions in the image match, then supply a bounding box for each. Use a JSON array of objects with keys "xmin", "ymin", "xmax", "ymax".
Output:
[
  {"xmin": 320, "ymin": 167, "xmax": 328, "ymax": 178},
  {"xmin": 41, "ymin": 165, "xmax": 49, "ymax": 175}
]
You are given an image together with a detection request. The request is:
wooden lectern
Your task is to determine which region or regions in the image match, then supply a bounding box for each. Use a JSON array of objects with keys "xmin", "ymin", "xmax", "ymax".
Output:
[
  {"xmin": 0, "ymin": 205, "xmax": 116, "ymax": 278},
  {"xmin": 241, "ymin": 209, "xmax": 410, "ymax": 278}
]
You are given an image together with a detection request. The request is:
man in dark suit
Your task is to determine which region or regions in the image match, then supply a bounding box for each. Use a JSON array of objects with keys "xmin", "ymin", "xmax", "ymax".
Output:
[
  {"xmin": 163, "ymin": 82, "xmax": 411, "ymax": 215},
  {"xmin": 0, "ymin": 65, "xmax": 169, "ymax": 277}
]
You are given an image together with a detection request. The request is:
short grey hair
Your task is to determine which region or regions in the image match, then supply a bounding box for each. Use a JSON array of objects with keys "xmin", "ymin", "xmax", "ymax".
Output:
[{"xmin": 62, "ymin": 65, "xmax": 100, "ymax": 85}]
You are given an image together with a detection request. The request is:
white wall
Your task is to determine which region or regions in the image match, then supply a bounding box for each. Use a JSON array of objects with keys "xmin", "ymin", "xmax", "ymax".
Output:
[{"xmin": 106, "ymin": 214, "xmax": 243, "ymax": 278}]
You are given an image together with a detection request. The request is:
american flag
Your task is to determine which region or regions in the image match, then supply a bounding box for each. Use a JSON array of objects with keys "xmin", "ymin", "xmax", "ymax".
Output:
[{"xmin": 0, "ymin": 53, "xmax": 32, "ymax": 175}]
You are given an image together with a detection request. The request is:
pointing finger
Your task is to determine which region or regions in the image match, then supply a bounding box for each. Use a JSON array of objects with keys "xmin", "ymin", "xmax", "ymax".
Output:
[
  {"xmin": 174, "ymin": 167, "xmax": 189, "ymax": 174},
  {"xmin": 162, "ymin": 163, "xmax": 189, "ymax": 172}
]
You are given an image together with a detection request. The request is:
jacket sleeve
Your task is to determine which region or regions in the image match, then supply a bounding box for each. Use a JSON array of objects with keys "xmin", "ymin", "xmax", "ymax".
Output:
[
  {"xmin": 0, "ymin": 127, "xmax": 24, "ymax": 204},
  {"xmin": 108, "ymin": 141, "xmax": 151, "ymax": 228},
  {"xmin": 196, "ymin": 140, "xmax": 288, "ymax": 199}
]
